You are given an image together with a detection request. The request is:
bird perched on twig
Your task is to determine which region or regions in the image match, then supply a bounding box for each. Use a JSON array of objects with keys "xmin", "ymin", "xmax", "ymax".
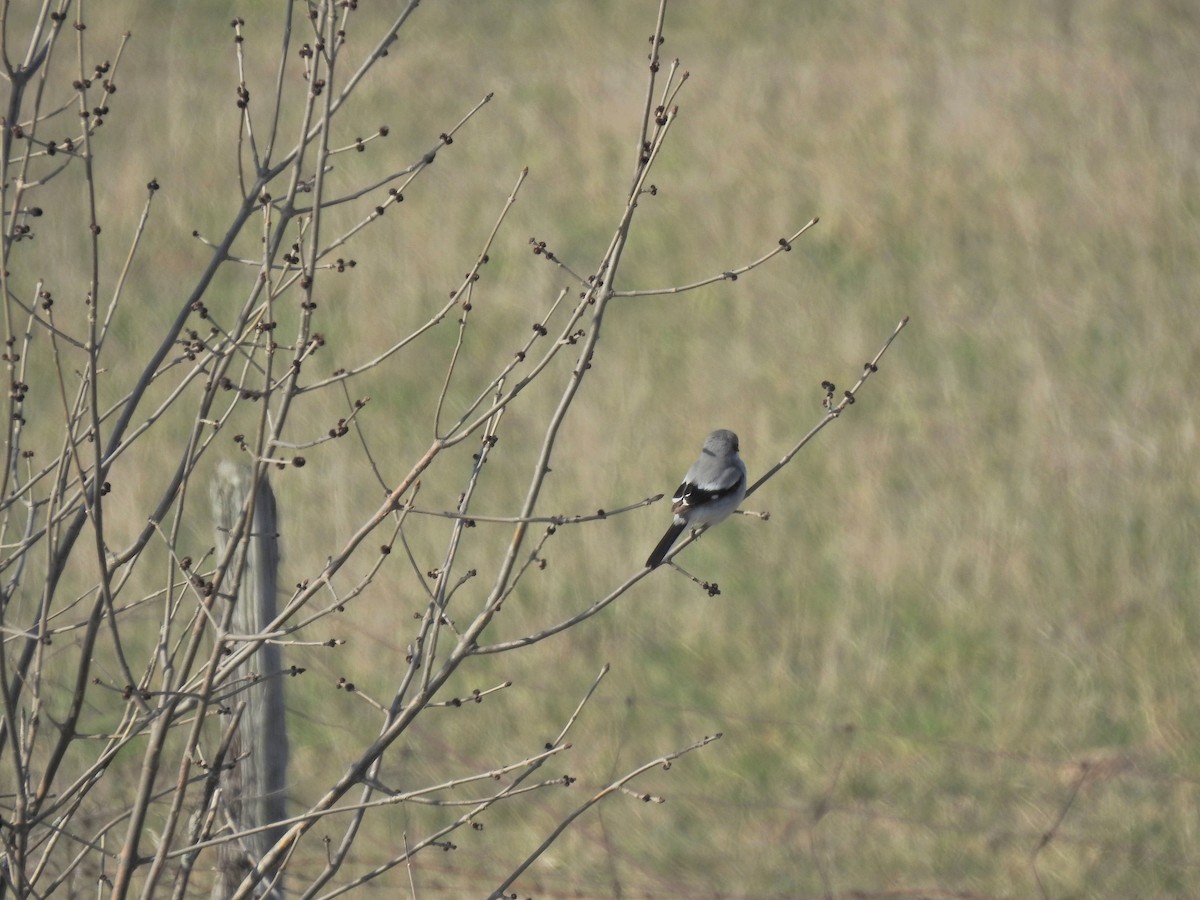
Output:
[{"xmin": 646, "ymin": 429, "xmax": 747, "ymax": 569}]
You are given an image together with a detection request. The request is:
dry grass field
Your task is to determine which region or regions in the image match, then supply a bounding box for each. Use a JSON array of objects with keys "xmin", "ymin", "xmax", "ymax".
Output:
[{"xmin": 4, "ymin": 1, "xmax": 1198, "ymax": 896}]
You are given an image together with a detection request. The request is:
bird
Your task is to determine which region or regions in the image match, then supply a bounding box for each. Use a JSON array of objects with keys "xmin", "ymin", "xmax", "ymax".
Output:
[{"xmin": 646, "ymin": 429, "xmax": 748, "ymax": 569}]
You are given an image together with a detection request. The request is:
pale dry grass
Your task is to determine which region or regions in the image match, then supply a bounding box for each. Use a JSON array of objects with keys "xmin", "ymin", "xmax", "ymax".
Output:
[{"xmin": 5, "ymin": 0, "xmax": 1198, "ymax": 895}]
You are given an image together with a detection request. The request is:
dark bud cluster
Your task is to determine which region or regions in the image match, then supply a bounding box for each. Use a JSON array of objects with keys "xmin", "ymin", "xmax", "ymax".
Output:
[
  {"xmin": 528, "ymin": 237, "xmax": 557, "ymax": 262},
  {"xmin": 121, "ymin": 684, "xmax": 152, "ymax": 702},
  {"xmin": 821, "ymin": 381, "xmax": 837, "ymax": 412},
  {"xmin": 189, "ymin": 571, "xmax": 215, "ymax": 597},
  {"xmin": 181, "ymin": 329, "xmax": 206, "ymax": 361}
]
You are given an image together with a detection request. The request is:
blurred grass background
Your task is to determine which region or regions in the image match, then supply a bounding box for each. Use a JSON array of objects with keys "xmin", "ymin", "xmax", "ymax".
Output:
[{"xmin": 8, "ymin": 0, "xmax": 1200, "ymax": 895}]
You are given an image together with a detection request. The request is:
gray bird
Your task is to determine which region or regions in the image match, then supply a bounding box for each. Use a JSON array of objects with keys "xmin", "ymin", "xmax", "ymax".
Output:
[{"xmin": 646, "ymin": 429, "xmax": 748, "ymax": 568}]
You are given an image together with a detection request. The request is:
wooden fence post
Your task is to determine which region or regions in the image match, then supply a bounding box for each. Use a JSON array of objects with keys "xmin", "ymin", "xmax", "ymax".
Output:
[{"xmin": 210, "ymin": 462, "xmax": 288, "ymax": 898}]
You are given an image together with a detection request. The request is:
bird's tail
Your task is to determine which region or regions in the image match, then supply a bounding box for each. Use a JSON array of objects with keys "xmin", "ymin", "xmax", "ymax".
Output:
[{"xmin": 646, "ymin": 521, "xmax": 687, "ymax": 569}]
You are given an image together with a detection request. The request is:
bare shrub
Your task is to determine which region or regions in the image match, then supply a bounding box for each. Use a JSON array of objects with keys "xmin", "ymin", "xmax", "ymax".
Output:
[{"xmin": 0, "ymin": 2, "xmax": 901, "ymax": 897}]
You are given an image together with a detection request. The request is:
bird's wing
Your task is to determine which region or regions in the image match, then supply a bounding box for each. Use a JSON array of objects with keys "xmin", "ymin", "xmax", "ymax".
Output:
[{"xmin": 671, "ymin": 464, "xmax": 744, "ymax": 512}]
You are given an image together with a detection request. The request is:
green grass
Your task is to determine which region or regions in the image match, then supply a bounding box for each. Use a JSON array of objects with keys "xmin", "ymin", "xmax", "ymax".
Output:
[{"xmin": 5, "ymin": 0, "xmax": 1200, "ymax": 895}]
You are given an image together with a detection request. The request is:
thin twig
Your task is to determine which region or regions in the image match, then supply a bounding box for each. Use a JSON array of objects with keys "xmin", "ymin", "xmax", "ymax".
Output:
[
  {"xmin": 488, "ymin": 732, "xmax": 723, "ymax": 899},
  {"xmin": 612, "ymin": 217, "xmax": 820, "ymax": 297}
]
